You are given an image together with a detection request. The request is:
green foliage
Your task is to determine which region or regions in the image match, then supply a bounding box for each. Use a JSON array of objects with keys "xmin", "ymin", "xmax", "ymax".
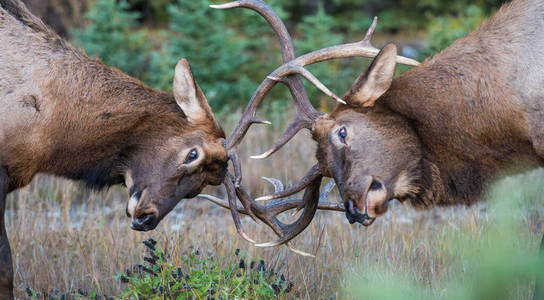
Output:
[
  {"xmin": 343, "ymin": 175, "xmax": 544, "ymax": 299},
  {"xmin": 149, "ymin": 0, "xmax": 254, "ymax": 111},
  {"xmin": 294, "ymin": 3, "xmax": 350, "ymax": 108},
  {"xmin": 22, "ymin": 239, "xmax": 293, "ymax": 299},
  {"xmin": 67, "ymin": 0, "xmax": 505, "ymax": 113},
  {"xmin": 422, "ymin": 5, "xmax": 488, "ymax": 57},
  {"xmin": 117, "ymin": 239, "xmax": 293, "ymax": 299},
  {"xmin": 70, "ymin": 0, "xmax": 151, "ymax": 79},
  {"xmin": 279, "ymin": 0, "xmax": 504, "ymax": 33}
]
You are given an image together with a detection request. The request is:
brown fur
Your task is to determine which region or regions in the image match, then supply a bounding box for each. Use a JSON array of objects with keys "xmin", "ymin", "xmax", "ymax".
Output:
[
  {"xmin": 312, "ymin": 0, "xmax": 544, "ymax": 223},
  {"xmin": 0, "ymin": 1, "xmax": 228, "ymax": 297}
]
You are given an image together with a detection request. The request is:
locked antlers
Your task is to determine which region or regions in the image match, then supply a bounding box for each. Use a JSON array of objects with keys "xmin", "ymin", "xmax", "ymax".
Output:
[{"xmin": 206, "ymin": 0, "xmax": 418, "ymax": 254}]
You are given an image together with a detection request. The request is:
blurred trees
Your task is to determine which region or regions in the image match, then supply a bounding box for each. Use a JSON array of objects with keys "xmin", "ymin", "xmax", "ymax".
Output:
[
  {"xmin": 149, "ymin": 0, "xmax": 250, "ymax": 108},
  {"xmin": 65, "ymin": 0, "xmax": 505, "ymax": 113},
  {"xmin": 295, "ymin": 5, "xmax": 353, "ymax": 108},
  {"xmin": 70, "ymin": 0, "xmax": 150, "ymax": 79},
  {"xmin": 422, "ymin": 5, "xmax": 488, "ymax": 57}
]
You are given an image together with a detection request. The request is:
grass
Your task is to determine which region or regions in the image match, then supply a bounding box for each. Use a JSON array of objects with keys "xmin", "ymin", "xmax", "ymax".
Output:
[{"xmin": 6, "ymin": 110, "xmax": 544, "ymax": 299}]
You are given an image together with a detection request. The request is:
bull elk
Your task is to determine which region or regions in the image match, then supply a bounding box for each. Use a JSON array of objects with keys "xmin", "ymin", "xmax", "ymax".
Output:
[
  {"xmin": 201, "ymin": 0, "xmax": 544, "ymax": 257},
  {"xmin": 0, "ymin": 0, "xmax": 233, "ymax": 297}
]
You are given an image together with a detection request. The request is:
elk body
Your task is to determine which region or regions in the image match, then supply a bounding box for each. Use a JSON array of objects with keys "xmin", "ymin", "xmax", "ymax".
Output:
[
  {"xmin": 202, "ymin": 0, "xmax": 544, "ymax": 253},
  {"xmin": 0, "ymin": 0, "xmax": 229, "ymax": 297},
  {"xmin": 312, "ymin": 0, "xmax": 544, "ymax": 224}
]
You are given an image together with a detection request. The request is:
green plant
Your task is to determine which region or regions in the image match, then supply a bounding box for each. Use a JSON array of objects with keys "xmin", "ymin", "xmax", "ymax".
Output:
[
  {"xmin": 117, "ymin": 239, "xmax": 294, "ymax": 299},
  {"xmin": 70, "ymin": 0, "xmax": 151, "ymax": 80}
]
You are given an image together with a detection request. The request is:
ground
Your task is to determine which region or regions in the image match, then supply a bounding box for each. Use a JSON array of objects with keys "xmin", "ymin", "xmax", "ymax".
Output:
[{"xmin": 7, "ymin": 120, "xmax": 544, "ymax": 299}]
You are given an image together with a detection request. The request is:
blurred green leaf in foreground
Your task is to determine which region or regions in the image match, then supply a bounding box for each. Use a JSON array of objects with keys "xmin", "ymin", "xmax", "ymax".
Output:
[{"xmin": 343, "ymin": 175, "xmax": 544, "ymax": 300}]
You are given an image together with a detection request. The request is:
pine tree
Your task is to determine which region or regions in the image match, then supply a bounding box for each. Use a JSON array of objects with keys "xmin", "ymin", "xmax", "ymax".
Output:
[
  {"xmin": 71, "ymin": 0, "xmax": 150, "ymax": 79},
  {"xmin": 149, "ymin": 0, "xmax": 252, "ymax": 110}
]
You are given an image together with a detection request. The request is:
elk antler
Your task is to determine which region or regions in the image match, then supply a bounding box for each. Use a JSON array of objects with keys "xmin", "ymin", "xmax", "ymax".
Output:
[
  {"xmin": 214, "ymin": 0, "xmax": 419, "ymax": 158},
  {"xmin": 199, "ymin": 171, "xmax": 343, "ymax": 256},
  {"xmin": 256, "ymin": 164, "xmax": 321, "ymax": 201},
  {"xmin": 214, "ymin": 0, "xmax": 323, "ymax": 156},
  {"xmin": 211, "ymin": 0, "xmax": 419, "ymax": 254}
]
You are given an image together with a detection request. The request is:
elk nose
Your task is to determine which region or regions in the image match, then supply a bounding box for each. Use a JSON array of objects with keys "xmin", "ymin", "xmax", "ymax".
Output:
[
  {"xmin": 130, "ymin": 213, "xmax": 158, "ymax": 231},
  {"xmin": 345, "ymin": 199, "xmax": 374, "ymax": 226}
]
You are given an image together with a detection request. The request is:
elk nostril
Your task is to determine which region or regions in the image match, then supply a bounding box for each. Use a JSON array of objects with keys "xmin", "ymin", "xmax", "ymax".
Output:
[
  {"xmin": 131, "ymin": 213, "xmax": 157, "ymax": 231},
  {"xmin": 345, "ymin": 199, "xmax": 376, "ymax": 225},
  {"xmin": 345, "ymin": 199, "xmax": 360, "ymax": 224},
  {"xmin": 137, "ymin": 213, "xmax": 154, "ymax": 225},
  {"xmin": 369, "ymin": 180, "xmax": 382, "ymax": 190}
]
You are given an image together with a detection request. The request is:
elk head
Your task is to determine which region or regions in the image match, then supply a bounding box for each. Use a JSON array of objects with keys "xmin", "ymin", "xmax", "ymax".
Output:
[
  {"xmin": 198, "ymin": 0, "xmax": 420, "ymax": 256},
  {"xmin": 126, "ymin": 59, "xmax": 228, "ymax": 231},
  {"xmin": 312, "ymin": 44, "xmax": 423, "ymax": 226}
]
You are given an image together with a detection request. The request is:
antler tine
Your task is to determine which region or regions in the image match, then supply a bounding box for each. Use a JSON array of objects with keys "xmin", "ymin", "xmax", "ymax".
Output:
[
  {"xmin": 212, "ymin": 0, "xmax": 294, "ymax": 62},
  {"xmin": 268, "ymin": 67, "xmax": 346, "ymax": 104},
  {"xmin": 362, "ymin": 16, "xmax": 378, "ymax": 44},
  {"xmin": 227, "ymin": 149, "xmax": 243, "ymax": 187},
  {"xmin": 319, "ymin": 179, "xmax": 336, "ymax": 202},
  {"xmin": 198, "ymin": 174, "xmax": 343, "ymax": 256},
  {"xmin": 261, "ymin": 177, "xmax": 284, "ymax": 194},
  {"xmin": 235, "ymin": 175, "xmax": 322, "ymax": 248},
  {"xmin": 224, "ymin": 172, "xmax": 257, "ymax": 244},
  {"xmin": 256, "ymin": 164, "xmax": 321, "ymax": 201},
  {"xmin": 199, "ymin": 186, "xmax": 344, "ymax": 216},
  {"xmin": 227, "ymin": 150, "xmax": 259, "ymax": 222},
  {"xmin": 198, "ymin": 193, "xmax": 246, "ymax": 212},
  {"xmin": 250, "ymin": 114, "xmax": 309, "ymax": 159},
  {"xmin": 286, "ymin": 17, "xmax": 419, "ymax": 67}
]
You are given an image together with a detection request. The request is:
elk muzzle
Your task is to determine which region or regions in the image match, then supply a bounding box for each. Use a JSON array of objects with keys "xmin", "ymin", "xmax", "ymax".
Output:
[
  {"xmin": 344, "ymin": 176, "xmax": 388, "ymax": 226},
  {"xmin": 127, "ymin": 189, "xmax": 159, "ymax": 231},
  {"xmin": 345, "ymin": 199, "xmax": 375, "ymax": 226},
  {"xmin": 131, "ymin": 213, "xmax": 158, "ymax": 231}
]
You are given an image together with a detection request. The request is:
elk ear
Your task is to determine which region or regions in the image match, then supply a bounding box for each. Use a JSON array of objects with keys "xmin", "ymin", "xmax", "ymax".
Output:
[
  {"xmin": 343, "ymin": 43, "xmax": 397, "ymax": 107},
  {"xmin": 173, "ymin": 59, "xmax": 215, "ymax": 123}
]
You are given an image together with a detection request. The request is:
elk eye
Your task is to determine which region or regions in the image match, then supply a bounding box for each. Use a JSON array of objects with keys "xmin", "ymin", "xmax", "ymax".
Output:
[
  {"xmin": 338, "ymin": 127, "xmax": 347, "ymax": 143},
  {"xmin": 184, "ymin": 149, "xmax": 199, "ymax": 164}
]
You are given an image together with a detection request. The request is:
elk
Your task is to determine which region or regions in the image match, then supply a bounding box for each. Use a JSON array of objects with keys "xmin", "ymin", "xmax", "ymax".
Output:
[
  {"xmin": 200, "ymin": 0, "xmax": 544, "ymax": 257},
  {"xmin": 0, "ymin": 0, "xmax": 230, "ymax": 297}
]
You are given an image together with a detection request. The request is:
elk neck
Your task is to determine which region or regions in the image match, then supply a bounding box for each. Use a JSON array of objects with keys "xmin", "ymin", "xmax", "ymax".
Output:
[{"xmin": 380, "ymin": 0, "xmax": 544, "ymax": 205}]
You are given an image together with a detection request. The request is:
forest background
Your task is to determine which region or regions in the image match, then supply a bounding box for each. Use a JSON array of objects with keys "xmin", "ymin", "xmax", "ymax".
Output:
[{"xmin": 21, "ymin": 0, "xmax": 505, "ymax": 115}]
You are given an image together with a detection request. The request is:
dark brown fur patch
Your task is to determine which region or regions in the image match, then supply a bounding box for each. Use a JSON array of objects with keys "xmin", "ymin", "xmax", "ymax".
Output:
[{"xmin": 20, "ymin": 95, "xmax": 40, "ymax": 112}]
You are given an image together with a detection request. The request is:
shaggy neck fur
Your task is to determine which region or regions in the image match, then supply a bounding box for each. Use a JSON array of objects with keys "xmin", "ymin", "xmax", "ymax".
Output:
[{"xmin": 381, "ymin": 0, "xmax": 544, "ymax": 206}]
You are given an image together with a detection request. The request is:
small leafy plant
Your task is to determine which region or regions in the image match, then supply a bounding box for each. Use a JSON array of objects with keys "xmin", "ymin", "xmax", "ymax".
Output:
[{"xmin": 117, "ymin": 239, "xmax": 294, "ymax": 299}]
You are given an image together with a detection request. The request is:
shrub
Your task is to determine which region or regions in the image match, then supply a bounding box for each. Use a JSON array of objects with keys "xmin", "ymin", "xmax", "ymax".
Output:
[{"xmin": 117, "ymin": 239, "xmax": 294, "ymax": 299}]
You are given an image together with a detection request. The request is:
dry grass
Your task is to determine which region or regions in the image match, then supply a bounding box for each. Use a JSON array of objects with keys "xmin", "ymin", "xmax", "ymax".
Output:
[{"xmin": 7, "ymin": 112, "xmax": 544, "ymax": 299}]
